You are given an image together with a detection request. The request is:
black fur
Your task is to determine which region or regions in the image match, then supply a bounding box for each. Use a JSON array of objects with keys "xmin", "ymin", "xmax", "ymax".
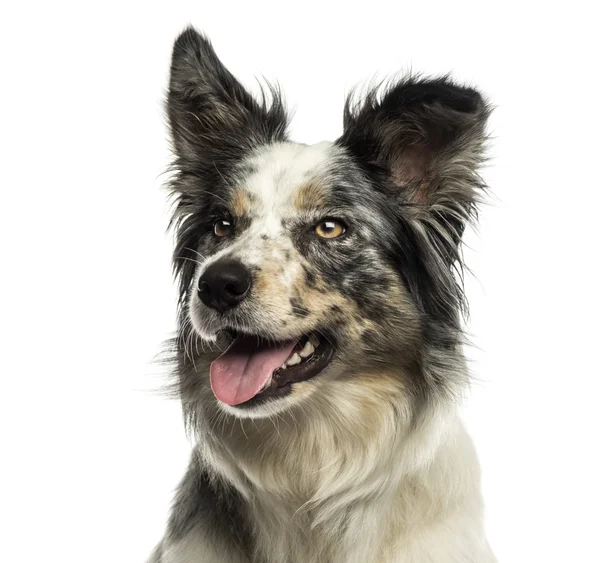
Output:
[{"xmin": 166, "ymin": 454, "xmax": 251, "ymax": 550}]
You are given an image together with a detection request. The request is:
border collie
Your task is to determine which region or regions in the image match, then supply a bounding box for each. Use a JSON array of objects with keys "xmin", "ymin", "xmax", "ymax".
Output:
[{"xmin": 149, "ymin": 27, "xmax": 496, "ymax": 563}]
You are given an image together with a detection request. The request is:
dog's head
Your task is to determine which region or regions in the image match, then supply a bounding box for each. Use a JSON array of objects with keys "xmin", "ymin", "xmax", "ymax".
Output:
[{"xmin": 167, "ymin": 28, "xmax": 489, "ymax": 419}]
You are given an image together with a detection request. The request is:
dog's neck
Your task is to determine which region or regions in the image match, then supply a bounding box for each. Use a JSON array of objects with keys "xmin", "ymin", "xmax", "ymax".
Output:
[
  {"xmin": 196, "ymin": 396, "xmax": 483, "ymax": 563},
  {"xmin": 200, "ymin": 374, "xmax": 458, "ymax": 494}
]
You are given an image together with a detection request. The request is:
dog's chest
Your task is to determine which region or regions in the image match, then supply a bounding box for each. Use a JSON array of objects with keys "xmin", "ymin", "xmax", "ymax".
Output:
[{"xmin": 247, "ymin": 500, "xmax": 399, "ymax": 563}]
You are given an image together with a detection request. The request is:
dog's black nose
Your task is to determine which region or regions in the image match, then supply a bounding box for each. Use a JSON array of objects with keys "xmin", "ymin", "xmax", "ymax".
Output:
[{"xmin": 197, "ymin": 260, "xmax": 252, "ymax": 313}]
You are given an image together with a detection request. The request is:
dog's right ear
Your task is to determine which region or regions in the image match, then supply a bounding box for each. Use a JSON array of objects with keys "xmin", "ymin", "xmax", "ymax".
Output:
[{"xmin": 167, "ymin": 27, "xmax": 288, "ymax": 182}]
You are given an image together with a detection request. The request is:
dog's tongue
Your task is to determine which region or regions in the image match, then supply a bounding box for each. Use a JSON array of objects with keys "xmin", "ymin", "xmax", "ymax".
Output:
[{"xmin": 210, "ymin": 336, "xmax": 296, "ymax": 405}]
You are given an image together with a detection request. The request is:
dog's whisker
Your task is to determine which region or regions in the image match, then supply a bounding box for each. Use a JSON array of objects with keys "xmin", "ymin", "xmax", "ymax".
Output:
[
  {"xmin": 240, "ymin": 419, "xmax": 249, "ymax": 440},
  {"xmin": 176, "ymin": 255, "xmax": 203, "ymax": 266},
  {"xmin": 183, "ymin": 247, "xmax": 208, "ymax": 260}
]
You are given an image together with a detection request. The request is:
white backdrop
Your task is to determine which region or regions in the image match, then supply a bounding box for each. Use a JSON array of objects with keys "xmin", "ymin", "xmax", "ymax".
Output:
[{"xmin": 1, "ymin": 1, "xmax": 599, "ymax": 562}]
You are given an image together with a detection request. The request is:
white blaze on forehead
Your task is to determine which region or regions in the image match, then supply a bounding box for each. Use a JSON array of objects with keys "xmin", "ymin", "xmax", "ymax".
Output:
[
  {"xmin": 243, "ymin": 141, "xmax": 334, "ymax": 227},
  {"xmin": 195, "ymin": 142, "xmax": 335, "ymax": 289},
  {"xmin": 224, "ymin": 141, "xmax": 334, "ymax": 286}
]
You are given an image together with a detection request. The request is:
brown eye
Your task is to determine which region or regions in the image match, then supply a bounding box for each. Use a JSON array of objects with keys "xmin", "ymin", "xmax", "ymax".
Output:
[
  {"xmin": 314, "ymin": 219, "xmax": 346, "ymax": 239},
  {"xmin": 213, "ymin": 219, "xmax": 233, "ymax": 237}
]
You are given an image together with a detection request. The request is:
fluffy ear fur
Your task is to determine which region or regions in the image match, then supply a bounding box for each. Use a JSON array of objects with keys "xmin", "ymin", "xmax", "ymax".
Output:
[
  {"xmin": 338, "ymin": 76, "xmax": 490, "ymax": 239},
  {"xmin": 167, "ymin": 27, "xmax": 288, "ymax": 182}
]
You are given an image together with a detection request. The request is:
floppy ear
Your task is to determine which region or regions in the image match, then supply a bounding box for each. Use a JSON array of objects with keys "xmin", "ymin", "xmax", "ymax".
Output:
[
  {"xmin": 167, "ymin": 27, "xmax": 288, "ymax": 182},
  {"xmin": 338, "ymin": 76, "xmax": 490, "ymax": 239}
]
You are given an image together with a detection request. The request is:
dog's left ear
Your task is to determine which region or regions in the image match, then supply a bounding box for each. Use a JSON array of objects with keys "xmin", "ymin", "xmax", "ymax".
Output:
[{"xmin": 338, "ymin": 76, "xmax": 490, "ymax": 237}]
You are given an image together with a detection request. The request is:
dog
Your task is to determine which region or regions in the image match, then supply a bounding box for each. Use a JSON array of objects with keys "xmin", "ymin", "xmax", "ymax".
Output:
[{"xmin": 149, "ymin": 27, "xmax": 496, "ymax": 563}]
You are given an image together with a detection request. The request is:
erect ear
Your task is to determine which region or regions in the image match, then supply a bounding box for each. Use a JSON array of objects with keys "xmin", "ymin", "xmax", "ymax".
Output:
[
  {"xmin": 338, "ymin": 76, "xmax": 490, "ymax": 236},
  {"xmin": 167, "ymin": 27, "xmax": 288, "ymax": 180}
]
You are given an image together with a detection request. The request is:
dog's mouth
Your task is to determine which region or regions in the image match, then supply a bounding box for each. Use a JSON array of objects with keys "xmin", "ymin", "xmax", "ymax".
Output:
[{"xmin": 210, "ymin": 331, "xmax": 334, "ymax": 407}]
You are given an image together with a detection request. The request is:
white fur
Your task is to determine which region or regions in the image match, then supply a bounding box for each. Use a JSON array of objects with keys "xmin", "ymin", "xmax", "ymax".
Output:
[
  {"xmin": 243, "ymin": 141, "xmax": 333, "ymax": 210},
  {"xmin": 159, "ymin": 402, "xmax": 496, "ymax": 562}
]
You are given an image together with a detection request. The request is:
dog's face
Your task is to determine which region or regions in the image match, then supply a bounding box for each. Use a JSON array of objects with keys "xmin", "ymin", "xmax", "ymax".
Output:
[
  {"xmin": 184, "ymin": 140, "xmax": 422, "ymax": 416},
  {"xmin": 167, "ymin": 29, "xmax": 489, "ymax": 419}
]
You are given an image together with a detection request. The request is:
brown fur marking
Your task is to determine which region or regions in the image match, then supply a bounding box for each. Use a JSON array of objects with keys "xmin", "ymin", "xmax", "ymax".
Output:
[
  {"xmin": 293, "ymin": 182, "xmax": 328, "ymax": 211},
  {"xmin": 230, "ymin": 189, "xmax": 253, "ymax": 217}
]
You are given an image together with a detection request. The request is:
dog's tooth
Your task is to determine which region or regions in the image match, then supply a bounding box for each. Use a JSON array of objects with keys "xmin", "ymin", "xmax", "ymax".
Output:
[
  {"xmin": 309, "ymin": 334, "xmax": 320, "ymax": 347},
  {"xmin": 299, "ymin": 340, "xmax": 315, "ymax": 358},
  {"xmin": 286, "ymin": 353, "xmax": 302, "ymax": 366},
  {"xmin": 280, "ymin": 363, "xmax": 287, "ymax": 370}
]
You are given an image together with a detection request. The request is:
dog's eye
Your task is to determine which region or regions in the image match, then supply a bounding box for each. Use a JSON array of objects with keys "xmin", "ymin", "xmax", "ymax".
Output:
[
  {"xmin": 214, "ymin": 219, "xmax": 233, "ymax": 237},
  {"xmin": 314, "ymin": 219, "xmax": 346, "ymax": 239}
]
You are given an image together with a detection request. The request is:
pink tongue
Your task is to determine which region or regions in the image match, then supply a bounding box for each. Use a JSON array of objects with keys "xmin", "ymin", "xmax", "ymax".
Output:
[{"xmin": 210, "ymin": 336, "xmax": 297, "ymax": 405}]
